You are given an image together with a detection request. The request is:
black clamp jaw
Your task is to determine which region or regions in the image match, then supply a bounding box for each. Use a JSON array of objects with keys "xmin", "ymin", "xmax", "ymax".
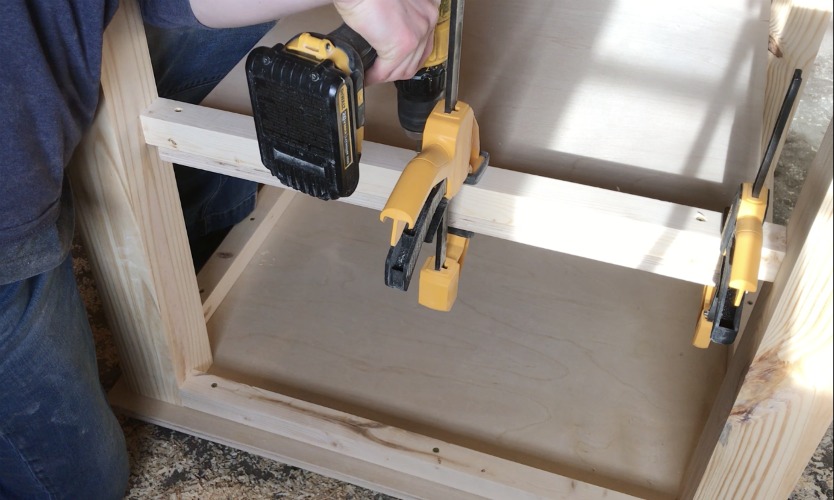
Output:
[
  {"xmin": 696, "ymin": 196, "xmax": 748, "ymax": 346},
  {"xmin": 385, "ymin": 180, "xmax": 448, "ymax": 291},
  {"xmin": 384, "ymin": 153, "xmax": 488, "ymax": 295}
]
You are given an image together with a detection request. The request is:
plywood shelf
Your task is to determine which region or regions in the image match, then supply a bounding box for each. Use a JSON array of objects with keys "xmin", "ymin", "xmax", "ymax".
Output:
[{"xmin": 202, "ymin": 193, "xmax": 726, "ymax": 499}]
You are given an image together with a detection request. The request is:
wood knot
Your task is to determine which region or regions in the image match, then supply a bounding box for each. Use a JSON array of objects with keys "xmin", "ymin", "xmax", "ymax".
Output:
[{"xmin": 768, "ymin": 34, "xmax": 783, "ymax": 58}]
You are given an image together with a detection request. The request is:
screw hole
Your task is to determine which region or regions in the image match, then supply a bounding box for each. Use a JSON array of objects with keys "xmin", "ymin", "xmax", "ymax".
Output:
[
  {"xmin": 250, "ymin": 217, "xmax": 255, "ymax": 221},
  {"xmin": 174, "ymin": 107, "xmax": 183, "ymax": 112},
  {"xmin": 199, "ymin": 288, "xmax": 205, "ymax": 294},
  {"xmin": 211, "ymin": 383, "xmax": 218, "ymax": 388},
  {"xmin": 432, "ymin": 447, "xmax": 440, "ymax": 453}
]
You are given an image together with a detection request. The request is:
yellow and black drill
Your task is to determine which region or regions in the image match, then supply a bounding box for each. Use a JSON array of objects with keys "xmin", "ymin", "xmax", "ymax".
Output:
[
  {"xmin": 246, "ymin": 1, "xmax": 452, "ymax": 200},
  {"xmin": 395, "ymin": 0, "xmax": 451, "ymax": 139}
]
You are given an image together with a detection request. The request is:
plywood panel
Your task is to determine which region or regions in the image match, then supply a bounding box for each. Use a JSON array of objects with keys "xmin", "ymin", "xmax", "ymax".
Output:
[
  {"xmin": 206, "ymin": 196, "xmax": 727, "ymax": 498},
  {"xmin": 206, "ymin": 0, "xmax": 769, "ymax": 210}
]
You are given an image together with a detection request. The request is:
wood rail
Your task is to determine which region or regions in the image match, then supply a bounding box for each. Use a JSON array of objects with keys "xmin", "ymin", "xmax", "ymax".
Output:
[{"xmin": 142, "ymin": 99, "xmax": 786, "ymax": 287}]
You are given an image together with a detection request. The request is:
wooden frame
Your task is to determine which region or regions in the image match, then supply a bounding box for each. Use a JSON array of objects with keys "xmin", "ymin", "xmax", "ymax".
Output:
[{"xmin": 71, "ymin": 0, "xmax": 832, "ymax": 498}]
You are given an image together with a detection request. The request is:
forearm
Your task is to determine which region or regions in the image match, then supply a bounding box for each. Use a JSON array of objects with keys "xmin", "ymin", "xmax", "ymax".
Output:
[
  {"xmin": 187, "ymin": 0, "xmax": 440, "ymax": 83},
  {"xmin": 189, "ymin": 0, "xmax": 332, "ymax": 28}
]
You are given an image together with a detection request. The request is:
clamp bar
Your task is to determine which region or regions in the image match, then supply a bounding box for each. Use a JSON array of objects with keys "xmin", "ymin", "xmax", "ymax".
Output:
[
  {"xmin": 752, "ymin": 69, "xmax": 802, "ymax": 198},
  {"xmin": 445, "ymin": 0, "xmax": 464, "ymax": 113}
]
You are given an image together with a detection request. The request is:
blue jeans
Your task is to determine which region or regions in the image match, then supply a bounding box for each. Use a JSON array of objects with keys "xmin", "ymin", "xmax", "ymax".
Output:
[
  {"xmin": 0, "ymin": 256, "xmax": 128, "ymax": 499},
  {"xmin": 0, "ymin": 23, "xmax": 272, "ymax": 499},
  {"xmin": 146, "ymin": 22, "xmax": 274, "ymax": 271}
]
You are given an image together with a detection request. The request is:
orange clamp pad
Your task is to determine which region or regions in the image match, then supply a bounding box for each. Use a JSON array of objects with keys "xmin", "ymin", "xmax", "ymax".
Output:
[
  {"xmin": 692, "ymin": 285, "xmax": 715, "ymax": 348},
  {"xmin": 419, "ymin": 234, "xmax": 470, "ymax": 311}
]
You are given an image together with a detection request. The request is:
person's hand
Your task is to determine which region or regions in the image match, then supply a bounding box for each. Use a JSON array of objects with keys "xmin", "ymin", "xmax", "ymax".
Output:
[{"xmin": 334, "ymin": 0, "xmax": 440, "ymax": 84}]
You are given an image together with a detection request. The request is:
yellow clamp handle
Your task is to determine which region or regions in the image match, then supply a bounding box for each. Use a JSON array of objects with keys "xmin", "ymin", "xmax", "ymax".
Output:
[
  {"xmin": 381, "ymin": 100, "xmax": 483, "ymax": 311},
  {"xmin": 729, "ymin": 182, "xmax": 768, "ymax": 306},
  {"xmin": 380, "ymin": 145, "xmax": 448, "ymax": 246},
  {"xmin": 692, "ymin": 285, "xmax": 714, "ymax": 349},
  {"xmin": 380, "ymin": 100, "xmax": 480, "ymax": 245}
]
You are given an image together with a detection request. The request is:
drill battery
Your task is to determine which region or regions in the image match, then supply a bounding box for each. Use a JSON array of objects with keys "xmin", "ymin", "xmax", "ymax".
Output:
[{"xmin": 246, "ymin": 26, "xmax": 374, "ymax": 200}]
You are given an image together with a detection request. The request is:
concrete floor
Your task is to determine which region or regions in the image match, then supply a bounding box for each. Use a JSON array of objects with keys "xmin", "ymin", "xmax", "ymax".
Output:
[{"xmin": 77, "ymin": 20, "xmax": 833, "ymax": 500}]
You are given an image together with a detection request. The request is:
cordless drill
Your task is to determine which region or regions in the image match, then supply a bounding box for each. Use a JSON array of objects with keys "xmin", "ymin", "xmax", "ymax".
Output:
[
  {"xmin": 396, "ymin": 0, "xmax": 451, "ymax": 139},
  {"xmin": 246, "ymin": 3, "xmax": 451, "ymax": 200}
]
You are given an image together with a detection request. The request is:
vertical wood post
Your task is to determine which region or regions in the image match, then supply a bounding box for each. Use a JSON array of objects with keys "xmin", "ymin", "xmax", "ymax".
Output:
[
  {"xmin": 761, "ymin": 0, "xmax": 832, "ymax": 158},
  {"xmin": 682, "ymin": 121, "xmax": 833, "ymax": 499},
  {"xmin": 69, "ymin": 0, "xmax": 211, "ymax": 404}
]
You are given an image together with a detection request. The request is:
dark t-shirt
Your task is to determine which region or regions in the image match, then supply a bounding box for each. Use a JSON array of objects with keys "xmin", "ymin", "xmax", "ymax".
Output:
[{"xmin": 0, "ymin": 0, "xmax": 200, "ymax": 283}]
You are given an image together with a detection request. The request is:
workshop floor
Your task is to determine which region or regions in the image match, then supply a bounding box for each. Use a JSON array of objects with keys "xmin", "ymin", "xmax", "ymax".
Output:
[{"xmin": 76, "ymin": 24, "xmax": 833, "ymax": 500}]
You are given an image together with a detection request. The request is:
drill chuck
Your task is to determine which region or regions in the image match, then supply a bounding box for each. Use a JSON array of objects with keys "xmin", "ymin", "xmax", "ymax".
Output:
[
  {"xmin": 395, "ymin": 64, "xmax": 447, "ymax": 136},
  {"xmin": 395, "ymin": 0, "xmax": 451, "ymax": 137}
]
